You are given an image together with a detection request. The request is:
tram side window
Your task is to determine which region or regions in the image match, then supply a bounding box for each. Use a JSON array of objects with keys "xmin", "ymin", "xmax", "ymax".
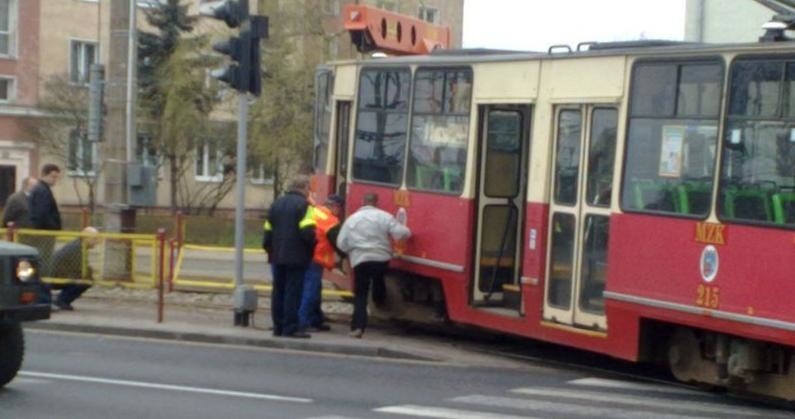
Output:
[
  {"xmin": 718, "ymin": 60, "xmax": 795, "ymax": 227},
  {"xmin": 407, "ymin": 68, "xmax": 472, "ymax": 194},
  {"xmin": 621, "ymin": 61, "xmax": 722, "ymax": 217},
  {"xmin": 314, "ymin": 70, "xmax": 333, "ymax": 172},
  {"xmin": 353, "ymin": 68, "xmax": 411, "ymax": 185}
]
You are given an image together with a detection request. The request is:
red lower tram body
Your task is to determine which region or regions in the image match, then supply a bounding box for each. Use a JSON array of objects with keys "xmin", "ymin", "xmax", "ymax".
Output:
[{"xmin": 314, "ymin": 173, "xmax": 795, "ymax": 399}]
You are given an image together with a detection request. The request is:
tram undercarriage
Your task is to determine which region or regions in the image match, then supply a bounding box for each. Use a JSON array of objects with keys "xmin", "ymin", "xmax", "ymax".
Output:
[{"xmin": 643, "ymin": 322, "xmax": 795, "ymax": 401}]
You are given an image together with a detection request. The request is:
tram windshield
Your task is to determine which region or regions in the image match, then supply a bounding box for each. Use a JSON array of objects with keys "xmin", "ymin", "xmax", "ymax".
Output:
[
  {"xmin": 352, "ymin": 68, "xmax": 411, "ymax": 185},
  {"xmin": 406, "ymin": 67, "xmax": 472, "ymax": 194},
  {"xmin": 718, "ymin": 59, "xmax": 795, "ymax": 227}
]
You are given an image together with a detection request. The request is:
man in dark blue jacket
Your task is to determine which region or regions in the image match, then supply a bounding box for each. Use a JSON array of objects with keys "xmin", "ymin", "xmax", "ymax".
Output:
[
  {"xmin": 28, "ymin": 164, "xmax": 62, "ymax": 268},
  {"xmin": 263, "ymin": 176, "xmax": 316, "ymax": 338}
]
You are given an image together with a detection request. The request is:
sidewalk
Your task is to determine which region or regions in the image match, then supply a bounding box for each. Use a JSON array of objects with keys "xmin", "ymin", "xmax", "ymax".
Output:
[{"xmin": 25, "ymin": 288, "xmax": 531, "ymax": 369}]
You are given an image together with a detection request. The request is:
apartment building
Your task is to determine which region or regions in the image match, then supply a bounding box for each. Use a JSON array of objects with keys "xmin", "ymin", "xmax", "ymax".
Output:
[
  {"xmin": 685, "ymin": 0, "xmax": 777, "ymax": 43},
  {"xmin": 0, "ymin": 0, "xmax": 40, "ymax": 207},
  {"xmin": 0, "ymin": 0, "xmax": 464, "ymax": 214}
]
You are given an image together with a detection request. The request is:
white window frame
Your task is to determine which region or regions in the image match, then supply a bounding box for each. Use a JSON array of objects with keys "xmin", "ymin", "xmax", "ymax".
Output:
[
  {"xmin": 67, "ymin": 129, "xmax": 97, "ymax": 177},
  {"xmin": 136, "ymin": 133, "xmax": 160, "ymax": 168},
  {"xmin": 418, "ymin": 6, "xmax": 440, "ymax": 24},
  {"xmin": 0, "ymin": 75, "xmax": 15, "ymax": 103},
  {"xmin": 248, "ymin": 163, "xmax": 274, "ymax": 185},
  {"xmin": 0, "ymin": 0, "xmax": 18, "ymax": 58},
  {"xmin": 69, "ymin": 39, "xmax": 99, "ymax": 85},
  {"xmin": 195, "ymin": 141, "xmax": 224, "ymax": 182}
]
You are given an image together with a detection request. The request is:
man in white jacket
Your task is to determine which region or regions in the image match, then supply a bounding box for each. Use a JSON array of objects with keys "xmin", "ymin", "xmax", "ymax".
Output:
[{"xmin": 337, "ymin": 192, "xmax": 411, "ymax": 338}]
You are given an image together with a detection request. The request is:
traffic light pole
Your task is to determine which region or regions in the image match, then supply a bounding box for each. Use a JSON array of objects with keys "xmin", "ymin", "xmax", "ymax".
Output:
[
  {"xmin": 232, "ymin": 86, "xmax": 258, "ymax": 327},
  {"xmin": 199, "ymin": 0, "xmax": 265, "ymax": 326}
]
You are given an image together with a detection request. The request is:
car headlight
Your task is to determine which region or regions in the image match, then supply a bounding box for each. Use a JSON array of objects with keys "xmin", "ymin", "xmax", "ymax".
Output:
[{"xmin": 16, "ymin": 259, "xmax": 36, "ymax": 282}]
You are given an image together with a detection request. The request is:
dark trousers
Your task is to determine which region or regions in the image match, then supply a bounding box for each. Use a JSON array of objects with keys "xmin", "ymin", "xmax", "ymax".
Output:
[
  {"xmin": 38, "ymin": 283, "xmax": 91, "ymax": 305},
  {"xmin": 351, "ymin": 261, "xmax": 388, "ymax": 332},
  {"xmin": 57, "ymin": 284, "xmax": 91, "ymax": 305},
  {"xmin": 271, "ymin": 264, "xmax": 306, "ymax": 336},
  {"xmin": 299, "ymin": 262, "xmax": 325, "ymax": 329}
]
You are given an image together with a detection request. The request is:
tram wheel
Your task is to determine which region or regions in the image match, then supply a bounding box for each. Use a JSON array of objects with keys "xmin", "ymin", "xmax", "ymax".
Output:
[{"xmin": 668, "ymin": 327, "xmax": 701, "ymax": 383}]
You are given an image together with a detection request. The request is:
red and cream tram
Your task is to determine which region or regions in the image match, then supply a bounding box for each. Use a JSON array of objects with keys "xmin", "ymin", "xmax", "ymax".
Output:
[{"xmin": 310, "ymin": 34, "xmax": 795, "ymax": 399}]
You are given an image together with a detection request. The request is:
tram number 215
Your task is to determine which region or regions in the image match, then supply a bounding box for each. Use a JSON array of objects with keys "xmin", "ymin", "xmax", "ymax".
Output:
[{"xmin": 696, "ymin": 285, "xmax": 720, "ymax": 309}]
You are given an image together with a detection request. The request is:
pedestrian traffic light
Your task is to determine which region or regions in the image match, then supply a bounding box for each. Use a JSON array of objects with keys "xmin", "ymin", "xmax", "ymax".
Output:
[{"xmin": 200, "ymin": 0, "xmax": 267, "ymax": 97}]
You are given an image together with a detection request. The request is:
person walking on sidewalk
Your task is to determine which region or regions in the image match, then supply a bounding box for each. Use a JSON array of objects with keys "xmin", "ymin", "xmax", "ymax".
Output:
[
  {"xmin": 28, "ymin": 164, "xmax": 62, "ymax": 268},
  {"xmin": 299, "ymin": 194, "xmax": 344, "ymax": 332},
  {"xmin": 263, "ymin": 176, "xmax": 316, "ymax": 339},
  {"xmin": 2, "ymin": 177, "xmax": 37, "ymax": 228},
  {"xmin": 336, "ymin": 192, "xmax": 411, "ymax": 338},
  {"xmin": 45, "ymin": 227, "xmax": 101, "ymax": 311}
]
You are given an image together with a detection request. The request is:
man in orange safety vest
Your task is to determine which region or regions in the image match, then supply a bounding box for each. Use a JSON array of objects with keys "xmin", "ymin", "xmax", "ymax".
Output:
[{"xmin": 299, "ymin": 194, "xmax": 344, "ymax": 332}]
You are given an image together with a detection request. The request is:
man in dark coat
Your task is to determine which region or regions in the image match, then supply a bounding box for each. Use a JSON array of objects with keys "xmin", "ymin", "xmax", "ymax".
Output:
[
  {"xmin": 29, "ymin": 164, "xmax": 62, "ymax": 230},
  {"xmin": 263, "ymin": 175, "xmax": 316, "ymax": 338},
  {"xmin": 28, "ymin": 164, "xmax": 62, "ymax": 268},
  {"xmin": 46, "ymin": 227, "xmax": 100, "ymax": 311},
  {"xmin": 2, "ymin": 177, "xmax": 37, "ymax": 228}
]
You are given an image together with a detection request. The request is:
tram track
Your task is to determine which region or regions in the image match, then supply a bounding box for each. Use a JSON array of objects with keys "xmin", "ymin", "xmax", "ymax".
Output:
[{"xmin": 389, "ymin": 320, "xmax": 795, "ymax": 412}]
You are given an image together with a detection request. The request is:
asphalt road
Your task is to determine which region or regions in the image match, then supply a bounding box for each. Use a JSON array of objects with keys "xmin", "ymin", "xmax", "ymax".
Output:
[{"xmin": 2, "ymin": 331, "xmax": 791, "ymax": 419}]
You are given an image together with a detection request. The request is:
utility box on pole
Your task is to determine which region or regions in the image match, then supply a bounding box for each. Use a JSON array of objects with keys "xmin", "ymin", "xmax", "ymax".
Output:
[{"xmin": 87, "ymin": 64, "xmax": 104, "ymax": 143}]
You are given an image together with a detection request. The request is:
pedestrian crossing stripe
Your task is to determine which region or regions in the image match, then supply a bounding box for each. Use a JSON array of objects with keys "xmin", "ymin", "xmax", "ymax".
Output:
[
  {"xmin": 568, "ymin": 377, "xmax": 701, "ymax": 396},
  {"xmin": 510, "ymin": 387, "xmax": 771, "ymax": 416},
  {"xmin": 451, "ymin": 394, "xmax": 707, "ymax": 419},
  {"xmin": 374, "ymin": 405, "xmax": 536, "ymax": 419}
]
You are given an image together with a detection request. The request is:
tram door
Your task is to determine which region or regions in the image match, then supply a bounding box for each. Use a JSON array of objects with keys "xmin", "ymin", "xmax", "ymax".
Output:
[
  {"xmin": 472, "ymin": 105, "xmax": 531, "ymax": 313},
  {"xmin": 543, "ymin": 105, "xmax": 618, "ymax": 330},
  {"xmin": 333, "ymin": 101, "xmax": 352, "ymax": 203}
]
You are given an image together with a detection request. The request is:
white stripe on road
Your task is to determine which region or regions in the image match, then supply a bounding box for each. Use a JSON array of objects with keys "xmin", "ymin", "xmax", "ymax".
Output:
[
  {"xmin": 569, "ymin": 377, "xmax": 701, "ymax": 396},
  {"xmin": 374, "ymin": 405, "xmax": 537, "ymax": 419},
  {"xmin": 510, "ymin": 387, "xmax": 773, "ymax": 417},
  {"xmin": 451, "ymin": 394, "xmax": 707, "ymax": 419},
  {"xmin": 10, "ymin": 377, "xmax": 53, "ymax": 385},
  {"xmin": 20, "ymin": 371, "xmax": 312, "ymax": 404}
]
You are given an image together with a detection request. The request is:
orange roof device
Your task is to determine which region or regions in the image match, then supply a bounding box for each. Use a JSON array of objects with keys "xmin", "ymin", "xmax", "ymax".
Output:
[{"xmin": 343, "ymin": 4, "xmax": 451, "ymax": 55}]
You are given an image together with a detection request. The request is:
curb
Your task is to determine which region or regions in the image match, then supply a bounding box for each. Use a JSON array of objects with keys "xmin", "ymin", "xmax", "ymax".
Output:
[{"xmin": 25, "ymin": 321, "xmax": 438, "ymax": 363}]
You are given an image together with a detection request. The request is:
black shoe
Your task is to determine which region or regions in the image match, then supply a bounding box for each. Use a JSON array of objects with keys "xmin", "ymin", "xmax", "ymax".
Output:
[
  {"xmin": 311, "ymin": 324, "xmax": 331, "ymax": 332},
  {"xmin": 55, "ymin": 301, "xmax": 74, "ymax": 311},
  {"xmin": 284, "ymin": 331, "xmax": 311, "ymax": 339}
]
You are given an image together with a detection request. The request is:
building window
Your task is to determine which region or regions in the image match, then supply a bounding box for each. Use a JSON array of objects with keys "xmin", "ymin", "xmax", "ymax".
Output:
[
  {"xmin": 195, "ymin": 141, "xmax": 224, "ymax": 182},
  {"xmin": 70, "ymin": 40, "xmax": 99, "ymax": 84},
  {"xmin": 377, "ymin": 1, "xmax": 396, "ymax": 12},
  {"xmin": 0, "ymin": 77, "xmax": 14, "ymax": 102},
  {"xmin": 248, "ymin": 161, "xmax": 273, "ymax": 184},
  {"xmin": 0, "ymin": 0, "xmax": 17, "ymax": 57},
  {"xmin": 68, "ymin": 129, "xmax": 96, "ymax": 176},
  {"xmin": 418, "ymin": 6, "xmax": 439, "ymax": 24},
  {"xmin": 323, "ymin": 0, "xmax": 339, "ymax": 16},
  {"xmin": 327, "ymin": 37, "xmax": 339, "ymax": 60},
  {"xmin": 136, "ymin": 133, "xmax": 159, "ymax": 167}
]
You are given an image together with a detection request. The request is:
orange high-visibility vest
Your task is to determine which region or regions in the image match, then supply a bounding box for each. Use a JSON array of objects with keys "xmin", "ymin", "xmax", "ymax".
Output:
[{"xmin": 312, "ymin": 205, "xmax": 340, "ymax": 269}]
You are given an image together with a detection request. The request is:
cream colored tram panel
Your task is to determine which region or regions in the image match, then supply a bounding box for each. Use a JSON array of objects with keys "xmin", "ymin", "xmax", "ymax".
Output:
[
  {"xmin": 462, "ymin": 61, "xmax": 541, "ymax": 199},
  {"xmin": 472, "ymin": 61, "xmax": 540, "ymax": 102},
  {"xmin": 333, "ymin": 63, "xmax": 358, "ymax": 98}
]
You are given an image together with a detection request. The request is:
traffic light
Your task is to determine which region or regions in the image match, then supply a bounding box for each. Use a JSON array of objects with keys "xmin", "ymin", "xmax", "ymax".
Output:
[{"xmin": 200, "ymin": 0, "xmax": 267, "ymax": 96}]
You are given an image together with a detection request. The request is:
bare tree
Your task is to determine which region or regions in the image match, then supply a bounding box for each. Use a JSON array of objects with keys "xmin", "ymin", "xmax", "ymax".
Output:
[{"xmin": 26, "ymin": 74, "xmax": 103, "ymax": 211}]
